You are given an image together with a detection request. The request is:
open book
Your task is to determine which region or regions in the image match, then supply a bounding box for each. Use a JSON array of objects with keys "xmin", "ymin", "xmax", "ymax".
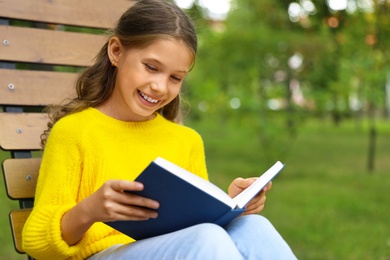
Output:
[{"xmin": 105, "ymin": 157, "xmax": 285, "ymax": 240}]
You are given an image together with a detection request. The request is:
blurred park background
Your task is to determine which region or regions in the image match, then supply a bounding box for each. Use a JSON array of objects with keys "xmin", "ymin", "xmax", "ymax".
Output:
[{"xmin": 1, "ymin": 0, "xmax": 390, "ymax": 259}]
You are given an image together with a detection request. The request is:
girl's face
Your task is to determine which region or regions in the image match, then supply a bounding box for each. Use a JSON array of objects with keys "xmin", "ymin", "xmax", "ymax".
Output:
[{"xmin": 101, "ymin": 37, "xmax": 194, "ymax": 122}]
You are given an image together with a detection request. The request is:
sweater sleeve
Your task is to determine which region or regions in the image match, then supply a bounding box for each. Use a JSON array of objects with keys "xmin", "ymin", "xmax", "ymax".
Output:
[
  {"xmin": 188, "ymin": 129, "xmax": 209, "ymax": 181},
  {"xmin": 22, "ymin": 119, "xmax": 88, "ymax": 259}
]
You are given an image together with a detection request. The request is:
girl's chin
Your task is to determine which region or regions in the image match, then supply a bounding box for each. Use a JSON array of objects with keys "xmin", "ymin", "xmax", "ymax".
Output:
[{"xmin": 132, "ymin": 109, "xmax": 158, "ymax": 120}]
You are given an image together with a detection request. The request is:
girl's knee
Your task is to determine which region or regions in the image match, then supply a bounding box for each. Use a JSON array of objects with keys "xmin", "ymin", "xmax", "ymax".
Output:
[
  {"xmin": 231, "ymin": 214, "xmax": 272, "ymax": 227},
  {"xmin": 226, "ymin": 215, "xmax": 297, "ymax": 259},
  {"xmin": 246, "ymin": 214, "xmax": 273, "ymax": 227},
  {"xmin": 190, "ymin": 223, "xmax": 231, "ymax": 243},
  {"xmin": 189, "ymin": 223, "xmax": 243, "ymax": 259},
  {"xmin": 227, "ymin": 214, "xmax": 280, "ymax": 237},
  {"xmin": 249, "ymin": 215, "xmax": 279, "ymax": 232}
]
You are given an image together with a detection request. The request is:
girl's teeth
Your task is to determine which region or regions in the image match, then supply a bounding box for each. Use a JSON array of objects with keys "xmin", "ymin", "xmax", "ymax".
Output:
[{"xmin": 140, "ymin": 92, "xmax": 158, "ymax": 104}]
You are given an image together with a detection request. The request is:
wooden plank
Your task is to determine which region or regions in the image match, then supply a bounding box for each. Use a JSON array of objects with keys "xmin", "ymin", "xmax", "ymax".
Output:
[
  {"xmin": 0, "ymin": 0, "xmax": 133, "ymax": 29},
  {"xmin": 0, "ymin": 25, "xmax": 106, "ymax": 66},
  {"xmin": 3, "ymin": 158, "xmax": 40, "ymax": 200},
  {"xmin": 0, "ymin": 113, "xmax": 48, "ymax": 150},
  {"xmin": 0, "ymin": 69, "xmax": 77, "ymax": 106},
  {"xmin": 9, "ymin": 209, "xmax": 32, "ymax": 254}
]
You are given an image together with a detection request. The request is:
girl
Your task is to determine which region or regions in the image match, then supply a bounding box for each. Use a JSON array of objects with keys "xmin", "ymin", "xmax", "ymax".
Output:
[{"xmin": 22, "ymin": 0, "xmax": 296, "ymax": 259}]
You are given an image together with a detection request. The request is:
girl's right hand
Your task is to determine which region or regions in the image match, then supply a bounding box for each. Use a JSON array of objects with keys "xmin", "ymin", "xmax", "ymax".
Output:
[
  {"xmin": 84, "ymin": 180, "xmax": 160, "ymax": 223},
  {"xmin": 61, "ymin": 180, "xmax": 159, "ymax": 246}
]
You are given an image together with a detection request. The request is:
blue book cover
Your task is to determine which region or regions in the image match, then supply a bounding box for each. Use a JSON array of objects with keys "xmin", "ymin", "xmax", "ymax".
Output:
[{"xmin": 105, "ymin": 157, "xmax": 285, "ymax": 240}]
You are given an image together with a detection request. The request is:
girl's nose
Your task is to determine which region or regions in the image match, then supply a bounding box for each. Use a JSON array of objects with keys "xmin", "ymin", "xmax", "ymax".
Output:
[{"xmin": 150, "ymin": 78, "xmax": 167, "ymax": 95}]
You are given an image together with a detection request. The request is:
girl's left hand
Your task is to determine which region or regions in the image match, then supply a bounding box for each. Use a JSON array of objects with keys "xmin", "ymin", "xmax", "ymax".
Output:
[{"xmin": 228, "ymin": 178, "xmax": 272, "ymax": 215}]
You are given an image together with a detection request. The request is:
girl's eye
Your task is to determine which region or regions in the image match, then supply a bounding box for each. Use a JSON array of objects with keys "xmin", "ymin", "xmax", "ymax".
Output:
[
  {"xmin": 170, "ymin": 75, "xmax": 182, "ymax": 82},
  {"xmin": 145, "ymin": 64, "xmax": 157, "ymax": 72}
]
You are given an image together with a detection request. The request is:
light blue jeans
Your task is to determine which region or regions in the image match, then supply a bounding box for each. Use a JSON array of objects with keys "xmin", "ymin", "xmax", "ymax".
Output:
[{"xmin": 89, "ymin": 215, "xmax": 297, "ymax": 260}]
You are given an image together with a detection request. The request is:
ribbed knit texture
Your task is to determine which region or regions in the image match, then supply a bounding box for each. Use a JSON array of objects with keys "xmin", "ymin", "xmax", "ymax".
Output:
[{"xmin": 22, "ymin": 107, "xmax": 208, "ymax": 260}]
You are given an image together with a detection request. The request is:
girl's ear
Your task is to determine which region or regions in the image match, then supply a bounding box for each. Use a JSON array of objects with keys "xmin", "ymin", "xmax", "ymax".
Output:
[{"xmin": 107, "ymin": 36, "xmax": 123, "ymax": 66}]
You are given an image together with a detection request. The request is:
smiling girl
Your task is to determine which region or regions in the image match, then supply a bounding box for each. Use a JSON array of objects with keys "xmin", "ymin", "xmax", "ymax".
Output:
[{"xmin": 22, "ymin": 0, "xmax": 296, "ymax": 259}]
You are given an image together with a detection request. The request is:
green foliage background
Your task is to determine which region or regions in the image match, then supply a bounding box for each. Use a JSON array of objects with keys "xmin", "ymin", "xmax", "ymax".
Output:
[{"xmin": 1, "ymin": 0, "xmax": 390, "ymax": 259}]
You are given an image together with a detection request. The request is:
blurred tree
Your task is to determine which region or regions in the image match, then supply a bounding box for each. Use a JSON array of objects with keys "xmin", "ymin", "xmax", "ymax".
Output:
[
  {"xmin": 362, "ymin": 0, "xmax": 390, "ymax": 171},
  {"xmin": 181, "ymin": 0, "xmax": 390, "ymax": 169},
  {"xmin": 272, "ymin": 0, "xmax": 390, "ymax": 171},
  {"xmin": 185, "ymin": 0, "xmax": 311, "ymax": 162}
]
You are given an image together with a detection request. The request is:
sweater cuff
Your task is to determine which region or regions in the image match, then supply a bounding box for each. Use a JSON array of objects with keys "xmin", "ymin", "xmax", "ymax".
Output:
[
  {"xmin": 23, "ymin": 203, "xmax": 90, "ymax": 258},
  {"xmin": 49, "ymin": 204, "xmax": 90, "ymax": 256}
]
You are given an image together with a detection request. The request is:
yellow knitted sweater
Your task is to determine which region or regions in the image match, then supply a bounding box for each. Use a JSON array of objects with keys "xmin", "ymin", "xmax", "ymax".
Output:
[{"xmin": 22, "ymin": 107, "xmax": 208, "ymax": 260}]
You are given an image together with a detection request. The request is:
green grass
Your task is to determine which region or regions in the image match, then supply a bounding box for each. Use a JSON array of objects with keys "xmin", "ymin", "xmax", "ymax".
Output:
[
  {"xmin": 188, "ymin": 117, "xmax": 390, "ymax": 260},
  {"xmin": 1, "ymin": 116, "xmax": 389, "ymax": 259}
]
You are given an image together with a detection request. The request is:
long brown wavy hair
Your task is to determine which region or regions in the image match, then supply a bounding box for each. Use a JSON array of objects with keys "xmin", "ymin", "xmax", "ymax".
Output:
[{"xmin": 41, "ymin": 0, "xmax": 197, "ymax": 148}]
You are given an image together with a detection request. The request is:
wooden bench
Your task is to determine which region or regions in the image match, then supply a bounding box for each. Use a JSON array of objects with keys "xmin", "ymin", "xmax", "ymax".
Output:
[{"xmin": 0, "ymin": 0, "xmax": 132, "ymax": 258}]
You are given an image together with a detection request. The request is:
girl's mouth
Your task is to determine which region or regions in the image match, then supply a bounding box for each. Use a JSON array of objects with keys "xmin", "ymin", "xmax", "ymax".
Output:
[{"xmin": 138, "ymin": 90, "xmax": 159, "ymax": 104}]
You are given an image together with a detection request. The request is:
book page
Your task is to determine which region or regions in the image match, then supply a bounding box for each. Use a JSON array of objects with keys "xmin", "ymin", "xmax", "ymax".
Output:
[
  {"xmin": 232, "ymin": 161, "xmax": 285, "ymax": 209},
  {"xmin": 155, "ymin": 157, "xmax": 237, "ymax": 208}
]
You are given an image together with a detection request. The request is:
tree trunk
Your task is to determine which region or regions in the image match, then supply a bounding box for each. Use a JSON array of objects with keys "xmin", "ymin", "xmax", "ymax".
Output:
[
  {"xmin": 367, "ymin": 102, "xmax": 376, "ymax": 173},
  {"xmin": 367, "ymin": 126, "xmax": 376, "ymax": 173}
]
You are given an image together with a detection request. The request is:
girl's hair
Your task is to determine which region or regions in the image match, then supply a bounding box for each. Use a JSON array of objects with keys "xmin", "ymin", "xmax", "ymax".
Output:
[{"xmin": 40, "ymin": 0, "xmax": 197, "ymax": 148}]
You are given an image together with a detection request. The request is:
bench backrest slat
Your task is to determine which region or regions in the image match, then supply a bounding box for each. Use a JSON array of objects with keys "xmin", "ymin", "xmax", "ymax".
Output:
[
  {"xmin": 3, "ymin": 158, "xmax": 41, "ymax": 199},
  {"xmin": 0, "ymin": 69, "xmax": 77, "ymax": 106},
  {"xmin": 1, "ymin": 1, "xmax": 133, "ymax": 257},
  {"xmin": 0, "ymin": 25, "xmax": 106, "ymax": 66},
  {"xmin": 0, "ymin": 0, "xmax": 132, "ymax": 29},
  {"xmin": 9, "ymin": 209, "xmax": 32, "ymax": 254},
  {"xmin": 0, "ymin": 113, "xmax": 48, "ymax": 150}
]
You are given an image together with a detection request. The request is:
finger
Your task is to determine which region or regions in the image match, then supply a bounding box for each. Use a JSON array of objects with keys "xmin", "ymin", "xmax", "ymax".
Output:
[
  {"xmin": 242, "ymin": 200, "xmax": 265, "ymax": 215},
  {"xmin": 99, "ymin": 181, "xmax": 159, "ymax": 211},
  {"xmin": 251, "ymin": 189, "xmax": 266, "ymax": 203},
  {"xmin": 244, "ymin": 202, "xmax": 265, "ymax": 215},
  {"xmin": 228, "ymin": 178, "xmax": 244, "ymax": 198},
  {"xmin": 105, "ymin": 202, "xmax": 158, "ymax": 221},
  {"xmin": 122, "ymin": 193, "xmax": 160, "ymax": 210},
  {"xmin": 244, "ymin": 204, "xmax": 265, "ymax": 215},
  {"xmin": 107, "ymin": 180, "xmax": 144, "ymax": 192},
  {"xmin": 263, "ymin": 181, "xmax": 272, "ymax": 192},
  {"xmin": 229, "ymin": 178, "xmax": 257, "ymax": 198},
  {"xmin": 244, "ymin": 191, "xmax": 266, "ymax": 213},
  {"xmin": 231, "ymin": 177, "xmax": 245, "ymax": 189},
  {"xmin": 118, "ymin": 204, "xmax": 158, "ymax": 220},
  {"xmin": 104, "ymin": 180, "xmax": 159, "ymax": 207},
  {"xmin": 236, "ymin": 177, "xmax": 257, "ymax": 189},
  {"xmin": 246, "ymin": 194, "xmax": 266, "ymax": 211}
]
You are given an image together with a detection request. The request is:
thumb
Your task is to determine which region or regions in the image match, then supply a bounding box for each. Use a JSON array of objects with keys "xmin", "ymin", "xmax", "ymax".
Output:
[
  {"xmin": 229, "ymin": 178, "xmax": 254, "ymax": 197},
  {"xmin": 234, "ymin": 177, "xmax": 257, "ymax": 189}
]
